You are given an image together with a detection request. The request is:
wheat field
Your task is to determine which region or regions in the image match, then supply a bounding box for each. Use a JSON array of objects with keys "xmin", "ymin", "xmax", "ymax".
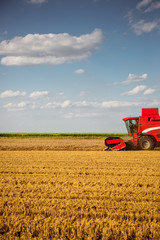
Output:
[{"xmin": 0, "ymin": 150, "xmax": 160, "ymax": 239}]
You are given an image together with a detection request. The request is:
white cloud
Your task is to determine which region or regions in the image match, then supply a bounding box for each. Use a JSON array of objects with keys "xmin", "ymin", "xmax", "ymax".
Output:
[
  {"xmin": 73, "ymin": 100, "xmax": 139, "ymax": 109},
  {"xmin": 64, "ymin": 112, "xmax": 99, "ymax": 119},
  {"xmin": 2, "ymin": 98, "xmax": 160, "ymax": 113},
  {"xmin": 17, "ymin": 102, "xmax": 27, "ymax": 107},
  {"xmin": 145, "ymin": 1, "xmax": 160, "ymax": 12},
  {"xmin": 61, "ymin": 100, "xmax": 71, "ymax": 108},
  {"xmin": 101, "ymin": 101, "xmax": 139, "ymax": 108},
  {"xmin": 75, "ymin": 69, "xmax": 85, "ymax": 74},
  {"xmin": 3, "ymin": 102, "xmax": 27, "ymax": 111},
  {"xmin": 66, "ymin": 100, "xmax": 142, "ymax": 111},
  {"xmin": 0, "ymin": 29, "xmax": 103, "ymax": 66},
  {"xmin": 132, "ymin": 20, "xmax": 158, "ymax": 35},
  {"xmin": 136, "ymin": 0, "xmax": 152, "ymax": 10},
  {"xmin": 43, "ymin": 100, "xmax": 71, "ymax": 109},
  {"xmin": 122, "ymin": 85, "xmax": 147, "ymax": 96},
  {"xmin": 3, "ymin": 101, "xmax": 38, "ymax": 111},
  {"xmin": 122, "ymin": 73, "xmax": 147, "ymax": 84},
  {"xmin": 137, "ymin": 0, "xmax": 160, "ymax": 12},
  {"xmin": 0, "ymin": 90, "xmax": 26, "ymax": 98},
  {"xmin": 143, "ymin": 88, "xmax": 156, "ymax": 95},
  {"xmin": 29, "ymin": 91, "xmax": 48, "ymax": 99},
  {"xmin": 29, "ymin": 0, "xmax": 47, "ymax": 4},
  {"xmin": 127, "ymin": 2, "xmax": 160, "ymax": 35},
  {"xmin": 74, "ymin": 101, "xmax": 99, "ymax": 108},
  {"xmin": 3, "ymin": 103, "xmax": 13, "ymax": 109}
]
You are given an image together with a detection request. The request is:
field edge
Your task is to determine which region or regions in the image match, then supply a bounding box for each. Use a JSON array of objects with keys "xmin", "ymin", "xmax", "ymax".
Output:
[{"xmin": 0, "ymin": 132, "xmax": 127, "ymax": 139}]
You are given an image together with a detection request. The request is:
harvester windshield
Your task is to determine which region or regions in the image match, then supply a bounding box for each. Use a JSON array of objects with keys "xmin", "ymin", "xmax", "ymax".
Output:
[{"xmin": 124, "ymin": 119, "xmax": 139, "ymax": 134}]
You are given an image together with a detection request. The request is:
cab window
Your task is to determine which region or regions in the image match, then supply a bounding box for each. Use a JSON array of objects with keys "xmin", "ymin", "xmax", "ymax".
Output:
[{"xmin": 125, "ymin": 119, "xmax": 138, "ymax": 134}]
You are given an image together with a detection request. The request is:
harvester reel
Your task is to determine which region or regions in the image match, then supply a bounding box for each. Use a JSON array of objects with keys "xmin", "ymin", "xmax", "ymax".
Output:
[{"xmin": 104, "ymin": 137, "xmax": 126, "ymax": 151}]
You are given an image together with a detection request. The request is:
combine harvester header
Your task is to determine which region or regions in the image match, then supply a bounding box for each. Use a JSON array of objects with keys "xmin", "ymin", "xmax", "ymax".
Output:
[{"xmin": 104, "ymin": 108, "xmax": 160, "ymax": 151}]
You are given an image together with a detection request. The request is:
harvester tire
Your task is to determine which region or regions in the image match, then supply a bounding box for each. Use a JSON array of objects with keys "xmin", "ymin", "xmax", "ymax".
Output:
[{"xmin": 139, "ymin": 136, "xmax": 155, "ymax": 150}]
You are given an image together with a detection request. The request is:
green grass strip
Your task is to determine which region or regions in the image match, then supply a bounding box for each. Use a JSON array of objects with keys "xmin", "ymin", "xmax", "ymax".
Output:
[{"xmin": 0, "ymin": 133, "xmax": 127, "ymax": 139}]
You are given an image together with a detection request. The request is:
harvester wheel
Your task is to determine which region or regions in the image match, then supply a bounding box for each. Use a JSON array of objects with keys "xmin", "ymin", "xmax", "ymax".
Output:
[{"xmin": 139, "ymin": 136, "xmax": 155, "ymax": 150}]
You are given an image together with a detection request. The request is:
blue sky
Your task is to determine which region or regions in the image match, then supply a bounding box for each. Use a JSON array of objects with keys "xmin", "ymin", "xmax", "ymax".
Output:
[{"xmin": 0, "ymin": 0, "xmax": 160, "ymax": 132}]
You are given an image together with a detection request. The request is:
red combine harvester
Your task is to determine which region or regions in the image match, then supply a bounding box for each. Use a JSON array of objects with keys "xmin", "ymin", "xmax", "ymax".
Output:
[{"xmin": 104, "ymin": 108, "xmax": 160, "ymax": 151}]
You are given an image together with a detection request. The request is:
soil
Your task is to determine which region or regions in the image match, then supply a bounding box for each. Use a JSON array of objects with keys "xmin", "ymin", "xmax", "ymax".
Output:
[
  {"xmin": 0, "ymin": 137, "xmax": 159, "ymax": 151},
  {"xmin": 0, "ymin": 138, "xmax": 105, "ymax": 151}
]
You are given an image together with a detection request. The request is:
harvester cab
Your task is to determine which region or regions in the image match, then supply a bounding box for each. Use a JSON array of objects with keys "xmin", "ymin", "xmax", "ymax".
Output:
[
  {"xmin": 104, "ymin": 108, "xmax": 160, "ymax": 151},
  {"xmin": 124, "ymin": 118, "xmax": 139, "ymax": 134}
]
